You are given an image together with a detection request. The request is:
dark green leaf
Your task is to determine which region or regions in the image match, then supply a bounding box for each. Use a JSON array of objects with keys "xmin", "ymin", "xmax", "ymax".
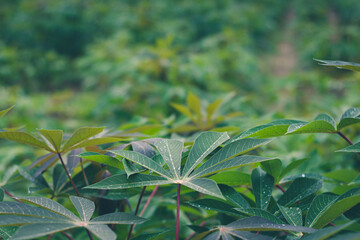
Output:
[
  {"xmin": 218, "ymin": 184, "xmax": 250, "ymax": 208},
  {"xmin": 278, "ymin": 205, "xmax": 302, "ymax": 226},
  {"xmin": 251, "ymin": 168, "xmax": 274, "ymax": 209}
]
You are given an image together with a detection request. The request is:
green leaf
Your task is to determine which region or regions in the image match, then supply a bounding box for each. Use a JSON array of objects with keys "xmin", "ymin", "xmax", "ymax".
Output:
[
  {"xmin": 171, "ymin": 103, "xmax": 196, "ymax": 121},
  {"xmin": 110, "ymin": 150, "xmax": 172, "ymax": 178},
  {"xmin": 0, "ymin": 132, "xmax": 52, "ymax": 151},
  {"xmin": 301, "ymin": 221, "xmax": 355, "ymax": 240},
  {"xmin": 337, "ymin": 108, "xmax": 360, "ymax": 130},
  {"xmin": 17, "ymin": 197, "xmax": 79, "ymax": 220},
  {"xmin": 277, "ymin": 178, "xmax": 323, "ymax": 207},
  {"xmin": 287, "ymin": 114, "xmax": 336, "ymax": 134},
  {"xmin": 79, "ymin": 152, "xmax": 123, "ymax": 169},
  {"xmin": 61, "ymin": 127, "xmax": 104, "ymax": 152},
  {"xmin": 182, "ymin": 132, "xmax": 229, "ymax": 177},
  {"xmin": 218, "ymin": 184, "xmax": 250, "ymax": 208},
  {"xmin": 260, "ymin": 159, "xmax": 282, "ymax": 182},
  {"xmin": 324, "ymin": 169, "xmax": 359, "ymax": 183},
  {"xmin": 90, "ymin": 212, "xmax": 145, "ymax": 224},
  {"xmin": 190, "ymin": 138, "xmax": 272, "ymax": 177},
  {"xmin": 187, "ymin": 199, "xmax": 242, "ymax": 216},
  {"xmin": 85, "ymin": 225, "xmax": 116, "ymax": 240},
  {"xmin": 0, "ymin": 106, "xmax": 14, "ymax": 119},
  {"xmin": 310, "ymin": 189, "xmax": 360, "ymax": 229},
  {"xmin": 279, "ymin": 158, "xmax": 309, "ymax": 180},
  {"xmin": 315, "ymin": 59, "xmax": 360, "ymax": 72},
  {"xmin": 336, "ymin": 142, "xmax": 360, "ymax": 153},
  {"xmin": 0, "ymin": 226, "xmax": 17, "ymax": 239},
  {"xmin": 226, "ymin": 216, "xmax": 316, "ymax": 233},
  {"xmin": 70, "ymin": 196, "xmax": 95, "ymax": 222},
  {"xmin": 251, "ymin": 168, "xmax": 274, "ymax": 209},
  {"xmin": 37, "ymin": 129, "xmax": 63, "ymax": 152},
  {"xmin": 206, "ymin": 99, "xmax": 222, "ymax": 122},
  {"xmin": 11, "ymin": 223, "xmax": 77, "ymax": 240},
  {"xmin": 209, "ymin": 171, "xmax": 250, "ymax": 186},
  {"xmin": 278, "ymin": 205, "xmax": 302, "ymax": 226},
  {"xmin": 65, "ymin": 137, "xmax": 121, "ymax": 152},
  {"xmin": 183, "ymin": 178, "xmax": 223, "ymax": 199},
  {"xmin": 187, "ymin": 92, "xmax": 202, "ymax": 123},
  {"xmin": 233, "ymin": 120, "xmax": 304, "ymax": 139},
  {"xmin": 192, "ymin": 156, "xmax": 276, "ymax": 178},
  {"xmin": 86, "ymin": 173, "xmax": 171, "ymax": 189},
  {"xmin": 154, "ymin": 139, "xmax": 183, "ymax": 179},
  {"xmin": 235, "ymin": 208, "xmax": 283, "ymax": 224},
  {"xmin": 0, "ymin": 196, "xmax": 146, "ymax": 240},
  {"xmin": 328, "ymin": 232, "xmax": 360, "ymax": 240},
  {"xmin": 305, "ymin": 193, "xmax": 338, "ymax": 227}
]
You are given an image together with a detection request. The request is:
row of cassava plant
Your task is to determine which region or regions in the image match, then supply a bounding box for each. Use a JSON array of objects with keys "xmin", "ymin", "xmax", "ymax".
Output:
[{"xmin": 0, "ymin": 61, "xmax": 359, "ymax": 239}]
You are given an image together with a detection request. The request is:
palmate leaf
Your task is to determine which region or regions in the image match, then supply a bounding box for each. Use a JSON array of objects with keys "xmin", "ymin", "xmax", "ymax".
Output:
[
  {"xmin": 37, "ymin": 129, "xmax": 63, "ymax": 152},
  {"xmin": 0, "ymin": 132, "xmax": 52, "ymax": 151},
  {"xmin": 87, "ymin": 131, "xmax": 272, "ymax": 199},
  {"xmin": 0, "ymin": 196, "xmax": 146, "ymax": 240}
]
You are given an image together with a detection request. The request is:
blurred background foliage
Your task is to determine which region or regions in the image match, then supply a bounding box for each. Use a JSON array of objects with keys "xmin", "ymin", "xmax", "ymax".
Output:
[{"xmin": 0, "ymin": 0, "xmax": 360, "ymax": 171}]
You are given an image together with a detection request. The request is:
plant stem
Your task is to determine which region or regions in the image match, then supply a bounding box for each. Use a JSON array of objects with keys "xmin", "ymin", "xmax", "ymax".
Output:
[
  {"xmin": 2, "ymin": 187, "xmax": 23, "ymax": 203},
  {"xmin": 57, "ymin": 153, "xmax": 80, "ymax": 196},
  {"xmin": 276, "ymin": 184, "xmax": 286, "ymax": 193},
  {"xmin": 126, "ymin": 186, "xmax": 147, "ymax": 240},
  {"xmin": 337, "ymin": 131, "xmax": 354, "ymax": 145},
  {"xmin": 86, "ymin": 230, "xmax": 94, "ymax": 240},
  {"xmin": 61, "ymin": 232, "xmax": 75, "ymax": 240},
  {"xmin": 139, "ymin": 185, "xmax": 159, "ymax": 217},
  {"xmin": 80, "ymin": 158, "xmax": 89, "ymax": 186},
  {"xmin": 176, "ymin": 184, "xmax": 181, "ymax": 240}
]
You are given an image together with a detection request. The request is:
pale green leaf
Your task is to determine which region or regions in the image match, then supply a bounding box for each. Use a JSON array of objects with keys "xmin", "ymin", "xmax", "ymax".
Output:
[
  {"xmin": 209, "ymin": 171, "xmax": 250, "ymax": 186},
  {"xmin": 70, "ymin": 196, "xmax": 95, "ymax": 222},
  {"xmin": 324, "ymin": 169, "xmax": 359, "ymax": 183},
  {"xmin": 336, "ymin": 142, "xmax": 360, "ymax": 153},
  {"xmin": 337, "ymin": 108, "xmax": 360, "ymax": 130},
  {"xmin": 287, "ymin": 114, "xmax": 336, "ymax": 134},
  {"xmin": 315, "ymin": 59, "xmax": 360, "ymax": 72},
  {"xmin": 79, "ymin": 152, "xmax": 123, "ymax": 169},
  {"xmin": 182, "ymin": 132, "xmax": 229, "ymax": 177},
  {"xmin": 110, "ymin": 150, "xmax": 172, "ymax": 178},
  {"xmin": 187, "ymin": 92, "xmax": 202, "ymax": 122},
  {"xmin": 183, "ymin": 178, "xmax": 223, "ymax": 199},
  {"xmin": 66, "ymin": 137, "xmax": 121, "ymax": 152},
  {"xmin": 206, "ymin": 99, "xmax": 222, "ymax": 122},
  {"xmin": 37, "ymin": 129, "xmax": 63, "ymax": 152},
  {"xmin": 154, "ymin": 139, "xmax": 183, "ymax": 179},
  {"xmin": 251, "ymin": 168, "xmax": 274, "ymax": 209},
  {"xmin": 233, "ymin": 120, "xmax": 304, "ymax": 139},
  {"xmin": 0, "ymin": 106, "xmax": 14, "ymax": 119},
  {"xmin": 171, "ymin": 103, "xmax": 196, "ymax": 121},
  {"xmin": 278, "ymin": 205, "xmax": 302, "ymax": 226},
  {"xmin": 0, "ymin": 132, "xmax": 51, "ymax": 151},
  {"xmin": 85, "ymin": 173, "xmax": 171, "ymax": 189},
  {"xmin": 62, "ymin": 127, "xmax": 104, "ymax": 152}
]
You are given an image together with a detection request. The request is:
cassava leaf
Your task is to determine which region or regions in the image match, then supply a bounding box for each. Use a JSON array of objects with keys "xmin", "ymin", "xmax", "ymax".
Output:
[
  {"xmin": 61, "ymin": 127, "xmax": 104, "ymax": 152},
  {"xmin": 251, "ymin": 168, "xmax": 274, "ymax": 209},
  {"xmin": 79, "ymin": 152, "xmax": 123, "ymax": 169},
  {"xmin": 37, "ymin": 129, "xmax": 63, "ymax": 152},
  {"xmin": 154, "ymin": 139, "xmax": 183, "ymax": 179},
  {"xmin": 337, "ymin": 108, "xmax": 360, "ymax": 130},
  {"xmin": 0, "ymin": 106, "xmax": 14, "ymax": 119},
  {"xmin": 0, "ymin": 132, "xmax": 52, "ymax": 151},
  {"xmin": 278, "ymin": 205, "xmax": 302, "ymax": 226},
  {"xmin": 315, "ymin": 59, "xmax": 360, "ymax": 72}
]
